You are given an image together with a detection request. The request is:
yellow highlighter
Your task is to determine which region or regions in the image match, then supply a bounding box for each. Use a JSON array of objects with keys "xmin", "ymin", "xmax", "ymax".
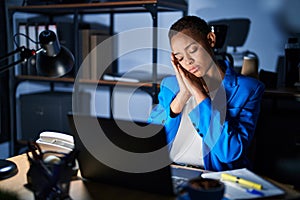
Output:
[{"xmin": 221, "ymin": 173, "xmax": 263, "ymax": 190}]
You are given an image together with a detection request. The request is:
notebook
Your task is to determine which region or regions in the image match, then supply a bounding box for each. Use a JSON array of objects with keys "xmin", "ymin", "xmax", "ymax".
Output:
[{"xmin": 67, "ymin": 114, "xmax": 202, "ymax": 196}]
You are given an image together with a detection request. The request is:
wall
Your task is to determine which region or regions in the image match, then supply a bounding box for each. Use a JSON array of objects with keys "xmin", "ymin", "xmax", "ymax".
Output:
[
  {"xmin": 109, "ymin": 0, "xmax": 300, "ymax": 73},
  {"xmin": 188, "ymin": 0, "xmax": 299, "ymax": 72}
]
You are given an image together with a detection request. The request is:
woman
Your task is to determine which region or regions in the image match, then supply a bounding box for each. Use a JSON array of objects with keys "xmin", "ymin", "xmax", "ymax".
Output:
[{"xmin": 148, "ymin": 16, "xmax": 265, "ymax": 171}]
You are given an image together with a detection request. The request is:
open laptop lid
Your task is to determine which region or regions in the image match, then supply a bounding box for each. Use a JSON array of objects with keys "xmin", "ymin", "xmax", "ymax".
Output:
[{"xmin": 67, "ymin": 114, "xmax": 175, "ymax": 196}]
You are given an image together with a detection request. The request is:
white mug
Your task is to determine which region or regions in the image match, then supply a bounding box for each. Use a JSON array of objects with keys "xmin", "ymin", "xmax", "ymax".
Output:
[{"xmin": 241, "ymin": 55, "xmax": 258, "ymax": 79}]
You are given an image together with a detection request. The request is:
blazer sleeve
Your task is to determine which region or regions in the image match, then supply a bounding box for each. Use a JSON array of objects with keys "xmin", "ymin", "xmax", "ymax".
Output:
[
  {"xmin": 148, "ymin": 76, "xmax": 182, "ymax": 144},
  {"xmin": 189, "ymin": 79, "xmax": 265, "ymax": 170}
]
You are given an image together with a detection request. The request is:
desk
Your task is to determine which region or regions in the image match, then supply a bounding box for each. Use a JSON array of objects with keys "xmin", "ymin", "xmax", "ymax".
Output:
[
  {"xmin": 0, "ymin": 154, "xmax": 174, "ymax": 200},
  {"xmin": 254, "ymin": 87, "xmax": 300, "ymax": 187},
  {"xmin": 1, "ymin": 154, "xmax": 300, "ymax": 200},
  {"xmin": 264, "ymin": 88, "xmax": 300, "ymax": 101}
]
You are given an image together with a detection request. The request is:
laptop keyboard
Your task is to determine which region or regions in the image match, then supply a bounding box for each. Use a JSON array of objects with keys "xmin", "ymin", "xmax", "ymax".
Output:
[
  {"xmin": 170, "ymin": 165, "xmax": 203, "ymax": 194},
  {"xmin": 172, "ymin": 175, "xmax": 189, "ymax": 193}
]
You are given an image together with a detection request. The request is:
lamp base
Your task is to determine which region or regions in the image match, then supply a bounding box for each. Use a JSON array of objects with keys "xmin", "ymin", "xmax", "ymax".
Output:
[{"xmin": 0, "ymin": 160, "xmax": 18, "ymax": 180}]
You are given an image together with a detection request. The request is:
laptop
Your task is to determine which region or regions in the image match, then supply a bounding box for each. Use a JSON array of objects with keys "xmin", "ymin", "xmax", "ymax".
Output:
[{"xmin": 67, "ymin": 114, "xmax": 202, "ymax": 196}]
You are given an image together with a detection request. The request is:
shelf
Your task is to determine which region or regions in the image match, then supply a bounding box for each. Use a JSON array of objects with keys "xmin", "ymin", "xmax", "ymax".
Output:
[
  {"xmin": 80, "ymin": 78, "xmax": 155, "ymax": 88},
  {"xmin": 16, "ymin": 75, "xmax": 74, "ymax": 83},
  {"xmin": 9, "ymin": 0, "xmax": 187, "ymax": 89},
  {"xmin": 8, "ymin": 0, "xmax": 187, "ymax": 15},
  {"xmin": 8, "ymin": 0, "xmax": 186, "ymax": 156},
  {"xmin": 16, "ymin": 75, "xmax": 157, "ymax": 88}
]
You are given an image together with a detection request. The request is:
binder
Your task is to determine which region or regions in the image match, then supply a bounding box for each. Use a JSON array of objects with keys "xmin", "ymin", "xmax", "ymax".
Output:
[
  {"xmin": 90, "ymin": 33, "xmax": 112, "ymax": 80},
  {"xmin": 27, "ymin": 24, "xmax": 37, "ymax": 75},
  {"xmin": 17, "ymin": 23, "xmax": 28, "ymax": 75}
]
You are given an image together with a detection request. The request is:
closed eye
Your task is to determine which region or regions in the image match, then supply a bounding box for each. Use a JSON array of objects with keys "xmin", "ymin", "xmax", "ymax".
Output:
[{"xmin": 188, "ymin": 45, "xmax": 198, "ymax": 54}]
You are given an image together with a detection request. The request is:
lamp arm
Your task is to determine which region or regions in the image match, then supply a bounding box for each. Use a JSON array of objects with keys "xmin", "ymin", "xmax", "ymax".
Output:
[{"xmin": 0, "ymin": 46, "xmax": 36, "ymax": 74}]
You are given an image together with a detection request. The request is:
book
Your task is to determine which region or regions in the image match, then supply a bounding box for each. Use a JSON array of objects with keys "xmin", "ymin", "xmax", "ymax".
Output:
[
  {"xmin": 78, "ymin": 29, "xmax": 92, "ymax": 79},
  {"xmin": 90, "ymin": 33, "xmax": 113, "ymax": 80},
  {"xmin": 201, "ymin": 168, "xmax": 285, "ymax": 200},
  {"xmin": 17, "ymin": 23, "xmax": 28, "ymax": 75},
  {"xmin": 17, "ymin": 21, "xmax": 51, "ymax": 75},
  {"xmin": 27, "ymin": 23, "xmax": 38, "ymax": 75}
]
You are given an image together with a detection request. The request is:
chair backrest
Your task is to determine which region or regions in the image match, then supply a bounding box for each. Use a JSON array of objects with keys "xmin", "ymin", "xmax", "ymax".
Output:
[
  {"xmin": 207, "ymin": 23, "xmax": 234, "ymax": 69},
  {"xmin": 209, "ymin": 18, "xmax": 253, "ymax": 71},
  {"xmin": 209, "ymin": 18, "xmax": 251, "ymax": 52},
  {"xmin": 209, "ymin": 24, "xmax": 228, "ymax": 52}
]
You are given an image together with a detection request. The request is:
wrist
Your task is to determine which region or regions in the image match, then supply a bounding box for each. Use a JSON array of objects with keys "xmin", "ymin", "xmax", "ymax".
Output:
[
  {"xmin": 170, "ymin": 92, "xmax": 190, "ymax": 115},
  {"xmin": 194, "ymin": 92, "xmax": 209, "ymax": 104},
  {"xmin": 169, "ymin": 107, "xmax": 180, "ymax": 118},
  {"xmin": 177, "ymin": 91, "xmax": 191, "ymax": 102}
]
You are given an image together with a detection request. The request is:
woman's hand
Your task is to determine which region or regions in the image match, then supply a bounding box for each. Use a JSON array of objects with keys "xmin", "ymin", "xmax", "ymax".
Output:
[
  {"xmin": 172, "ymin": 54, "xmax": 209, "ymax": 103},
  {"xmin": 175, "ymin": 60, "xmax": 209, "ymax": 104},
  {"xmin": 171, "ymin": 53, "xmax": 191, "ymax": 98},
  {"xmin": 170, "ymin": 53, "xmax": 191, "ymax": 115}
]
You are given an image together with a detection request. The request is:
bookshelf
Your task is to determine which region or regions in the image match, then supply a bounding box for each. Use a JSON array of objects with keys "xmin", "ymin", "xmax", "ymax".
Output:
[
  {"xmin": 6, "ymin": 0, "xmax": 188, "ymax": 155},
  {"xmin": 7, "ymin": 1, "xmax": 187, "ymax": 76}
]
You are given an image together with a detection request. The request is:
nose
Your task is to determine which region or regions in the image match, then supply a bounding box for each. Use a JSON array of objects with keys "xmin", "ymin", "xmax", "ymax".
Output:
[{"xmin": 185, "ymin": 55, "xmax": 194, "ymax": 65}]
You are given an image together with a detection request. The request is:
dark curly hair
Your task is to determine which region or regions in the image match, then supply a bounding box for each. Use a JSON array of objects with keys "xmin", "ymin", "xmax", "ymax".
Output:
[{"xmin": 168, "ymin": 15, "xmax": 210, "ymax": 41}]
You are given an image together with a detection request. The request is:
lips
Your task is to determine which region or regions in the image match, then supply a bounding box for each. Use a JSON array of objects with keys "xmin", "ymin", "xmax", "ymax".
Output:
[{"xmin": 189, "ymin": 66, "xmax": 199, "ymax": 73}]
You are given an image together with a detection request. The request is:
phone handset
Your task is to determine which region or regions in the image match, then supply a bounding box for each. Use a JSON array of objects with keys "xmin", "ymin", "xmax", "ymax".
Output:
[{"xmin": 36, "ymin": 131, "xmax": 74, "ymax": 154}]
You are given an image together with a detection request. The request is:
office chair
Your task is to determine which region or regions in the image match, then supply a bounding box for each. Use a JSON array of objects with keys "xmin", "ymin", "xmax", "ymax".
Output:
[
  {"xmin": 209, "ymin": 18, "xmax": 258, "ymax": 73},
  {"xmin": 208, "ymin": 23, "xmax": 234, "ymax": 70},
  {"xmin": 210, "ymin": 18, "xmax": 250, "ymax": 52}
]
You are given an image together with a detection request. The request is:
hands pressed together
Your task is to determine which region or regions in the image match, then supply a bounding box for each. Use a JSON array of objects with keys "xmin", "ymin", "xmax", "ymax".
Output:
[{"xmin": 170, "ymin": 53, "xmax": 210, "ymax": 115}]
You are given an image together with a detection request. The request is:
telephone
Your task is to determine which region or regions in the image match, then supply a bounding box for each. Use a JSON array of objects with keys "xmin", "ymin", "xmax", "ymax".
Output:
[{"xmin": 36, "ymin": 131, "xmax": 74, "ymax": 154}]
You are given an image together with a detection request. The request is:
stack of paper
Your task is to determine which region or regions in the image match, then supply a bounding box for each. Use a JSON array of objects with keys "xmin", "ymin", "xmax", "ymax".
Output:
[{"xmin": 201, "ymin": 168, "xmax": 285, "ymax": 200}]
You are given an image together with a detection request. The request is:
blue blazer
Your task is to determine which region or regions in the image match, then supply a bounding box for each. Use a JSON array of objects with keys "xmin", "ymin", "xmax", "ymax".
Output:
[{"xmin": 148, "ymin": 66, "xmax": 265, "ymax": 171}]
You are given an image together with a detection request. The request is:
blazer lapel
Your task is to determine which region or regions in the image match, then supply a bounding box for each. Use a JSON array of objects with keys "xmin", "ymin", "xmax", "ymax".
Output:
[{"xmin": 223, "ymin": 66, "xmax": 239, "ymax": 104}]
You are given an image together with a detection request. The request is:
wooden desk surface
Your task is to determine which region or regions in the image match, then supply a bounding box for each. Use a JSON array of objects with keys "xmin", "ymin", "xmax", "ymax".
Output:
[
  {"xmin": 0, "ymin": 154, "xmax": 174, "ymax": 200},
  {"xmin": 1, "ymin": 154, "xmax": 300, "ymax": 200}
]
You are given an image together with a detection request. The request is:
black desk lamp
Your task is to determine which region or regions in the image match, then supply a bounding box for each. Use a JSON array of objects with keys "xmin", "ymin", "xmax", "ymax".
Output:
[
  {"xmin": 37, "ymin": 30, "xmax": 74, "ymax": 77},
  {"xmin": 0, "ymin": 30, "xmax": 74, "ymax": 180}
]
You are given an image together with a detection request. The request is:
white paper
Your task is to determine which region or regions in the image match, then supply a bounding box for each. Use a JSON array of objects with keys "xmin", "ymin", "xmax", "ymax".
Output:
[{"xmin": 201, "ymin": 168, "xmax": 285, "ymax": 200}]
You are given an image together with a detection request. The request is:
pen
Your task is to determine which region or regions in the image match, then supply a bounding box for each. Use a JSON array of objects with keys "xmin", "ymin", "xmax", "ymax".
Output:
[
  {"xmin": 221, "ymin": 173, "xmax": 263, "ymax": 190},
  {"xmin": 246, "ymin": 188, "xmax": 264, "ymax": 196},
  {"xmin": 225, "ymin": 181, "xmax": 264, "ymax": 197}
]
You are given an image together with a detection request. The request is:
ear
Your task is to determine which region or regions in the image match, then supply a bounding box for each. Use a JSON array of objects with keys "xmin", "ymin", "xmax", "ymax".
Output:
[{"xmin": 207, "ymin": 32, "xmax": 216, "ymax": 48}]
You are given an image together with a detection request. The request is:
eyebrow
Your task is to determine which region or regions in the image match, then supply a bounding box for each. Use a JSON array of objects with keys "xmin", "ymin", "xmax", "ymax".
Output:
[{"xmin": 173, "ymin": 42, "xmax": 197, "ymax": 56}]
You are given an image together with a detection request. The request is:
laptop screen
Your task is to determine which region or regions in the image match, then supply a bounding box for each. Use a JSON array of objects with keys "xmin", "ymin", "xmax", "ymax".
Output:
[{"xmin": 67, "ymin": 114, "xmax": 176, "ymax": 195}]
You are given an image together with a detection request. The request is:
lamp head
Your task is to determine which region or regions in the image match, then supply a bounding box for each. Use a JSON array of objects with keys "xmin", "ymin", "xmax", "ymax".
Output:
[{"xmin": 36, "ymin": 30, "xmax": 74, "ymax": 78}]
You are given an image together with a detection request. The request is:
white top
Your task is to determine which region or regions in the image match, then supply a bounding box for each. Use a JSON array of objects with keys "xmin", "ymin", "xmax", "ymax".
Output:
[{"xmin": 169, "ymin": 96, "xmax": 204, "ymax": 167}]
